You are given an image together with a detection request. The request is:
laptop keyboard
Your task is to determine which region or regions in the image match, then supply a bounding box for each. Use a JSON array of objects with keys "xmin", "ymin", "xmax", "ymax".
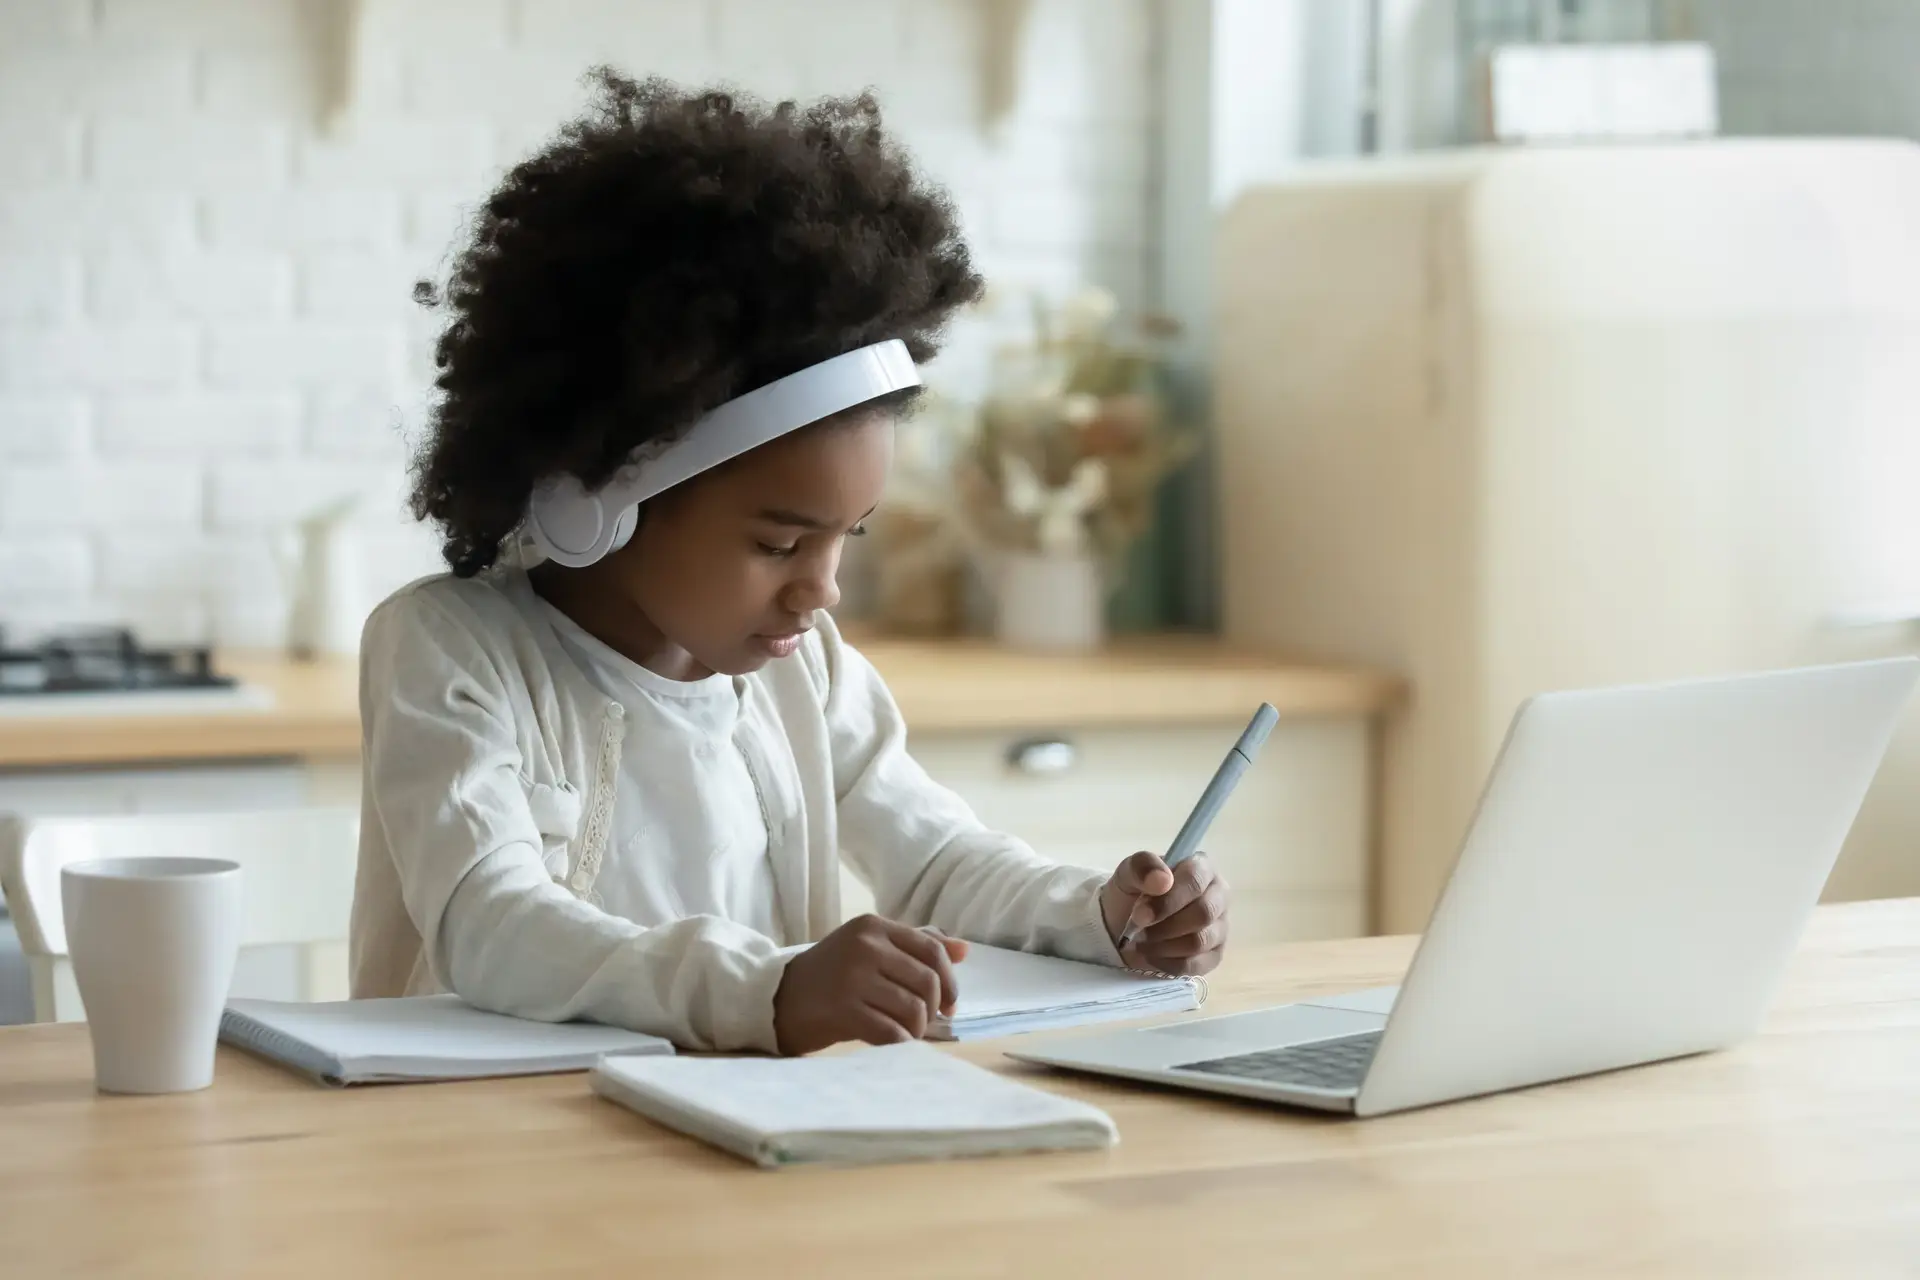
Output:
[{"xmin": 1174, "ymin": 1031, "xmax": 1383, "ymax": 1091}]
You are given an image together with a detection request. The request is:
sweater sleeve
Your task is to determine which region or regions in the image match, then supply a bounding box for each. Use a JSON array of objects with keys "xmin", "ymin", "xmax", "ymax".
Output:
[
  {"xmin": 359, "ymin": 591, "xmax": 791, "ymax": 1052},
  {"xmin": 817, "ymin": 619, "xmax": 1124, "ymax": 967}
]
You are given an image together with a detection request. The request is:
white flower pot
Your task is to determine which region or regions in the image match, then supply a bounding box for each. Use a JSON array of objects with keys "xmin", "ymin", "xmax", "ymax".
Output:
[{"xmin": 994, "ymin": 551, "xmax": 1106, "ymax": 651}]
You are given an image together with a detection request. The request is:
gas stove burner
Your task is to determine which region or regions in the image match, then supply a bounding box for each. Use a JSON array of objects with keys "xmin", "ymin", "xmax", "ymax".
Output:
[{"xmin": 0, "ymin": 626, "xmax": 237, "ymax": 697}]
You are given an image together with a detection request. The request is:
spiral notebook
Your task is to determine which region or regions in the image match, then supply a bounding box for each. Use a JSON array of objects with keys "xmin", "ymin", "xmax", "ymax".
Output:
[
  {"xmin": 592, "ymin": 1041, "xmax": 1118, "ymax": 1168},
  {"xmin": 931, "ymin": 944, "xmax": 1205, "ymax": 1040},
  {"xmin": 219, "ymin": 995, "xmax": 674, "ymax": 1086}
]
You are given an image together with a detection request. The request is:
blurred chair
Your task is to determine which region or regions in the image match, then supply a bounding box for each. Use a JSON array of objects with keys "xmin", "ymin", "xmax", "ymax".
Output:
[{"xmin": 0, "ymin": 808, "xmax": 358, "ymax": 1023}]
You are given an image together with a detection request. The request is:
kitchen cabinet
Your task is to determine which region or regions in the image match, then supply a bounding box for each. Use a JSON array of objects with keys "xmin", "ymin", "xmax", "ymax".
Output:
[
  {"xmin": 0, "ymin": 761, "xmax": 308, "ymax": 819},
  {"xmin": 837, "ymin": 719, "xmax": 1369, "ymax": 941},
  {"xmin": 0, "ymin": 761, "xmax": 314, "ymax": 1020},
  {"xmin": 0, "ymin": 640, "xmax": 1399, "ymax": 1021}
]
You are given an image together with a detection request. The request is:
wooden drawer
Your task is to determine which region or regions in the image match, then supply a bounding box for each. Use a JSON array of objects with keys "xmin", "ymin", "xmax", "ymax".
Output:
[
  {"xmin": 0, "ymin": 761, "xmax": 308, "ymax": 818},
  {"xmin": 309, "ymin": 722, "xmax": 1375, "ymax": 946},
  {"xmin": 839, "ymin": 717, "xmax": 1372, "ymax": 943},
  {"xmin": 0, "ymin": 761, "xmax": 316, "ymax": 1010}
]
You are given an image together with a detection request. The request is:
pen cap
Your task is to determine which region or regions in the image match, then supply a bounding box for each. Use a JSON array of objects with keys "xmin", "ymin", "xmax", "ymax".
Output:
[{"xmin": 1235, "ymin": 703, "xmax": 1281, "ymax": 759}]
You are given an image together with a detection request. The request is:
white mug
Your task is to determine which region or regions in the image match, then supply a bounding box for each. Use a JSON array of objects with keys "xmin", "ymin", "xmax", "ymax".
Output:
[{"xmin": 62, "ymin": 857, "xmax": 243, "ymax": 1094}]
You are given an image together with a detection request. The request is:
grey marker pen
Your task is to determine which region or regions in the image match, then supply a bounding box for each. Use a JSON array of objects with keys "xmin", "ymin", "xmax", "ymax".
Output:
[{"xmin": 1117, "ymin": 702, "xmax": 1280, "ymax": 953}]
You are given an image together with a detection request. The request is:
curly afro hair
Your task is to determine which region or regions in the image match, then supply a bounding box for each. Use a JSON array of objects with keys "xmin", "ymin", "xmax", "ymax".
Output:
[{"xmin": 408, "ymin": 70, "xmax": 985, "ymax": 577}]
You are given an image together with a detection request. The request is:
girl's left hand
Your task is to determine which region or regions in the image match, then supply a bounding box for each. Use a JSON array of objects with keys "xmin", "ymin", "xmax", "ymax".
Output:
[{"xmin": 1098, "ymin": 850, "xmax": 1230, "ymax": 976}]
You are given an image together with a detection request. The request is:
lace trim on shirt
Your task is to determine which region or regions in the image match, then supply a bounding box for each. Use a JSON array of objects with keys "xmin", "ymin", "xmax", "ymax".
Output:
[
  {"xmin": 569, "ymin": 701, "xmax": 625, "ymax": 899},
  {"xmin": 736, "ymin": 732, "xmax": 783, "ymax": 933}
]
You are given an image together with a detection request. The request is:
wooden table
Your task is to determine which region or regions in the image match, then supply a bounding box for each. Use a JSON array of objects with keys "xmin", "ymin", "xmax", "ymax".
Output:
[{"xmin": 4, "ymin": 900, "xmax": 1915, "ymax": 1279}]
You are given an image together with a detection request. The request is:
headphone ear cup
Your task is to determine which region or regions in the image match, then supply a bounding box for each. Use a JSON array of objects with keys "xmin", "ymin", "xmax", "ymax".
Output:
[{"xmin": 607, "ymin": 503, "xmax": 638, "ymax": 553}]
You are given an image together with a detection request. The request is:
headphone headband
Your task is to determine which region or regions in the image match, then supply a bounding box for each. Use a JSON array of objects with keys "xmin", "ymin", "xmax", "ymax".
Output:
[{"xmin": 525, "ymin": 339, "xmax": 921, "ymax": 568}]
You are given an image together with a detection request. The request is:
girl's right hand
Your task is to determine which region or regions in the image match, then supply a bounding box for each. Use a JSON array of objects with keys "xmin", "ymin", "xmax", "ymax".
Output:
[{"xmin": 772, "ymin": 915, "xmax": 969, "ymax": 1055}]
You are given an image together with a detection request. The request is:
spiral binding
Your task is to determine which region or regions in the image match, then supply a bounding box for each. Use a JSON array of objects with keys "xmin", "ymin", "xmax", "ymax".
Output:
[
  {"xmin": 1120, "ymin": 962, "xmax": 1209, "ymax": 1006},
  {"xmin": 221, "ymin": 1009, "xmax": 342, "ymax": 1085}
]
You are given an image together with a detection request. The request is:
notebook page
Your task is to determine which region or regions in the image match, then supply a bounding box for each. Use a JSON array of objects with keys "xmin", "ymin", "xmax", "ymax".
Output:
[
  {"xmin": 224, "ymin": 995, "xmax": 670, "ymax": 1069},
  {"xmin": 949, "ymin": 944, "xmax": 1191, "ymax": 1018},
  {"xmin": 596, "ymin": 1041, "xmax": 1111, "ymax": 1136}
]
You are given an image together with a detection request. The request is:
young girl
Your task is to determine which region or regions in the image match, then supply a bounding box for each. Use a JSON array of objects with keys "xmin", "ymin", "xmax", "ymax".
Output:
[{"xmin": 349, "ymin": 73, "xmax": 1231, "ymax": 1055}]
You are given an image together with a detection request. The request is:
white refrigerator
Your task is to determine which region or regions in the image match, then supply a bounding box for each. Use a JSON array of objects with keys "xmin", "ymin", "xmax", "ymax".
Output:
[{"xmin": 1214, "ymin": 141, "xmax": 1920, "ymax": 932}]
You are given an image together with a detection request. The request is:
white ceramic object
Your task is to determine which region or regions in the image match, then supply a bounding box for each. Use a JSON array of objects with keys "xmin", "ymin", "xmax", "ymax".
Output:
[
  {"xmin": 999, "ymin": 455, "xmax": 1107, "ymax": 557},
  {"xmin": 277, "ymin": 494, "xmax": 369, "ymax": 659},
  {"xmin": 61, "ymin": 857, "xmax": 242, "ymax": 1094},
  {"xmin": 995, "ymin": 551, "xmax": 1105, "ymax": 651}
]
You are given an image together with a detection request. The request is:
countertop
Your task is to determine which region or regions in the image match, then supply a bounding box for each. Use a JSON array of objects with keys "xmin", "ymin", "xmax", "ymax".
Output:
[{"xmin": 0, "ymin": 634, "xmax": 1401, "ymax": 769}]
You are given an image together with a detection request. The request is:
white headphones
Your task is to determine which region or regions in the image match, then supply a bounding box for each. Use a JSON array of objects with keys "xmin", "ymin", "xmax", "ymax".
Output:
[{"xmin": 524, "ymin": 339, "xmax": 921, "ymax": 568}]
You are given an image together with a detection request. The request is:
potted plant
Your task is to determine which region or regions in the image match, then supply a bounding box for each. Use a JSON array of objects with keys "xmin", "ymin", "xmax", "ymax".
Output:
[{"xmin": 949, "ymin": 287, "xmax": 1194, "ymax": 650}]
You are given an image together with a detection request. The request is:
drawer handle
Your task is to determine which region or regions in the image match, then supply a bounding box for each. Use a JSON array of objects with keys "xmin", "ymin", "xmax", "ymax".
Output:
[{"xmin": 1006, "ymin": 738, "xmax": 1077, "ymax": 775}]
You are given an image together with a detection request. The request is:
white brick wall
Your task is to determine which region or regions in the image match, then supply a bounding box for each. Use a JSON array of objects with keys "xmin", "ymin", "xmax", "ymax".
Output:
[
  {"xmin": 96, "ymin": 533, "xmax": 277, "ymax": 598},
  {"xmin": 296, "ymin": 120, "xmax": 497, "ymax": 188},
  {"xmin": 0, "ymin": 255, "xmax": 82, "ymax": 323},
  {"xmin": 0, "ymin": 325, "xmax": 198, "ymax": 391},
  {"xmin": 0, "ymin": 192, "xmax": 196, "ymax": 251},
  {"xmin": 204, "ymin": 191, "xmax": 405, "ymax": 250},
  {"xmin": 0, "ymin": 396, "xmax": 89, "ymax": 460},
  {"xmin": 359, "ymin": 0, "xmax": 513, "ymax": 51},
  {"xmin": 95, "ymin": 393, "xmax": 300, "ymax": 456},
  {"xmin": 518, "ymin": 0, "xmax": 712, "ymax": 64},
  {"xmin": 0, "ymin": 48, "xmax": 195, "ymax": 113},
  {"xmin": 88, "ymin": 251, "xmax": 294, "ymax": 321},
  {"xmin": 89, "ymin": 119, "xmax": 290, "ymax": 190},
  {"xmin": 0, "ymin": 536, "xmax": 94, "ymax": 602},
  {"xmin": 94, "ymin": 0, "xmax": 302, "ymax": 48},
  {"xmin": 207, "ymin": 461, "xmax": 407, "ymax": 531},
  {"xmin": 0, "ymin": 0, "xmax": 91, "ymax": 46},
  {"xmin": 0, "ymin": 120, "xmax": 83, "ymax": 184},
  {"xmin": 295, "ymin": 252, "xmax": 433, "ymax": 319},
  {"xmin": 0, "ymin": 0, "xmax": 1159, "ymax": 645},
  {"xmin": 203, "ymin": 323, "xmax": 406, "ymax": 389},
  {"xmin": 0, "ymin": 463, "xmax": 203, "ymax": 530},
  {"xmin": 307, "ymin": 387, "xmax": 417, "ymax": 459}
]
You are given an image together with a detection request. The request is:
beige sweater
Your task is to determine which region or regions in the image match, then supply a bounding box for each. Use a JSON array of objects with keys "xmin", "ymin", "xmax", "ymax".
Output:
[{"xmin": 349, "ymin": 568, "xmax": 1119, "ymax": 1052}]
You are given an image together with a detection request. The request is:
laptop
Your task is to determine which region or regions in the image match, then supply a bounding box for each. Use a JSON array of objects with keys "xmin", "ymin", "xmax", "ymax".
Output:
[{"xmin": 1009, "ymin": 658, "xmax": 1920, "ymax": 1117}]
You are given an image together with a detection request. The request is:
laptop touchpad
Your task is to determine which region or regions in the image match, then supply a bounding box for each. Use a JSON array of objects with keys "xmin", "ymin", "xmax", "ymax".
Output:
[{"xmin": 1145, "ymin": 1004, "xmax": 1385, "ymax": 1050}]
